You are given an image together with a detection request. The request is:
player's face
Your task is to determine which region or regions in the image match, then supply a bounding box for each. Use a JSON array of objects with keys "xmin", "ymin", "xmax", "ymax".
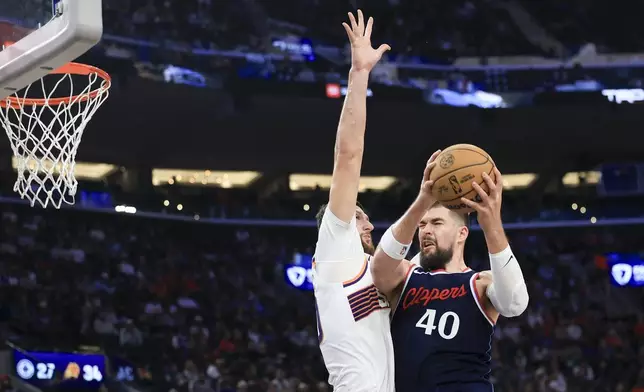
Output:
[
  {"xmin": 417, "ymin": 206, "xmax": 459, "ymax": 271},
  {"xmin": 356, "ymin": 207, "xmax": 375, "ymax": 255}
]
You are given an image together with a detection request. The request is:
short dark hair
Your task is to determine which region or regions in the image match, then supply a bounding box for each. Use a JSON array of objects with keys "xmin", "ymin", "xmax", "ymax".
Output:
[
  {"xmin": 316, "ymin": 202, "xmax": 366, "ymax": 230},
  {"xmin": 430, "ymin": 201, "xmax": 470, "ymax": 228}
]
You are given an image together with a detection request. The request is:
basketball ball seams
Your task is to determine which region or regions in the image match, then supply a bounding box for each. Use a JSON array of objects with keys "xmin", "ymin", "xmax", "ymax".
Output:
[
  {"xmin": 431, "ymin": 144, "xmax": 496, "ymax": 213},
  {"xmin": 443, "ymin": 188, "xmax": 479, "ymax": 204},
  {"xmin": 442, "ymin": 147, "xmax": 492, "ymax": 163},
  {"xmin": 439, "ymin": 165, "xmax": 496, "ymax": 202},
  {"xmin": 442, "ymin": 147, "xmax": 489, "ymax": 158},
  {"xmin": 431, "ymin": 158, "xmax": 490, "ymax": 182}
]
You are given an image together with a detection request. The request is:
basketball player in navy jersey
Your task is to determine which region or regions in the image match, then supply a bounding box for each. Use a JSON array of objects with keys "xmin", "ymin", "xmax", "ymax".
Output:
[{"xmin": 371, "ymin": 165, "xmax": 529, "ymax": 392}]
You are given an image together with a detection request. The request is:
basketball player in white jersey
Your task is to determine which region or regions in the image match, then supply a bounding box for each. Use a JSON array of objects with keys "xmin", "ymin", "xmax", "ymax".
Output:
[{"xmin": 311, "ymin": 10, "xmax": 393, "ymax": 392}]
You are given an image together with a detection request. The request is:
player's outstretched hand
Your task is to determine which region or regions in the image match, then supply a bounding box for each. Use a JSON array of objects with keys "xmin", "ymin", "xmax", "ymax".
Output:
[
  {"xmin": 417, "ymin": 149, "xmax": 442, "ymax": 206},
  {"xmin": 342, "ymin": 10, "xmax": 391, "ymax": 72},
  {"xmin": 461, "ymin": 167, "xmax": 504, "ymax": 231}
]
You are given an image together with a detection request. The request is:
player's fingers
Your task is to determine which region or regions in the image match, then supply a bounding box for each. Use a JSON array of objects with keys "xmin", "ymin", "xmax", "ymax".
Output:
[
  {"xmin": 421, "ymin": 180, "xmax": 434, "ymax": 193},
  {"xmin": 376, "ymin": 44, "xmax": 391, "ymax": 56},
  {"xmin": 357, "ymin": 9, "xmax": 365, "ymax": 34},
  {"xmin": 428, "ymin": 149, "xmax": 442, "ymax": 163},
  {"xmin": 348, "ymin": 12, "xmax": 358, "ymax": 32},
  {"xmin": 481, "ymin": 172, "xmax": 496, "ymax": 196},
  {"xmin": 342, "ymin": 22, "xmax": 354, "ymax": 42},
  {"xmin": 471, "ymin": 181, "xmax": 490, "ymax": 204},
  {"xmin": 365, "ymin": 16, "xmax": 374, "ymax": 38},
  {"xmin": 423, "ymin": 161, "xmax": 436, "ymax": 182},
  {"xmin": 460, "ymin": 197, "xmax": 480, "ymax": 212}
]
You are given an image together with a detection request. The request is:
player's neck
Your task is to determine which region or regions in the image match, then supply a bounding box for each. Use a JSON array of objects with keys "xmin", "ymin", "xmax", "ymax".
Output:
[{"xmin": 443, "ymin": 257, "xmax": 468, "ymax": 273}]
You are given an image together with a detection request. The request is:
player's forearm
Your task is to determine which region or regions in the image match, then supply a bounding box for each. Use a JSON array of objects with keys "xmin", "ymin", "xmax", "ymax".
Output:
[
  {"xmin": 334, "ymin": 69, "xmax": 370, "ymax": 157},
  {"xmin": 372, "ymin": 247, "xmax": 409, "ymax": 296},
  {"xmin": 486, "ymin": 246, "xmax": 529, "ymax": 317},
  {"xmin": 372, "ymin": 197, "xmax": 426, "ymax": 290},
  {"xmin": 392, "ymin": 196, "xmax": 429, "ymax": 244},
  {"xmin": 328, "ymin": 69, "xmax": 371, "ymax": 222},
  {"xmin": 482, "ymin": 222, "xmax": 509, "ymax": 254}
]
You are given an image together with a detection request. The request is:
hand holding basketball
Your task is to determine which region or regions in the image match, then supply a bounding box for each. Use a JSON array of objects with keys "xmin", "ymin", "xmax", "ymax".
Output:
[
  {"xmin": 342, "ymin": 10, "xmax": 391, "ymax": 72},
  {"xmin": 418, "ymin": 149, "xmax": 442, "ymax": 205},
  {"xmin": 428, "ymin": 144, "xmax": 496, "ymax": 213},
  {"xmin": 461, "ymin": 167, "xmax": 504, "ymax": 231}
]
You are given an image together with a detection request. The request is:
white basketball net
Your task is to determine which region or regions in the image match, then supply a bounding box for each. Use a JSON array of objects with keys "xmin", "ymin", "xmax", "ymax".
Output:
[{"xmin": 0, "ymin": 71, "xmax": 110, "ymax": 208}]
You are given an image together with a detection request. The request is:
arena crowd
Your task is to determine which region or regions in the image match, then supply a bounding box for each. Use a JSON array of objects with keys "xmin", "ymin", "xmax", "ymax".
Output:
[{"xmin": 1, "ymin": 202, "xmax": 643, "ymax": 392}]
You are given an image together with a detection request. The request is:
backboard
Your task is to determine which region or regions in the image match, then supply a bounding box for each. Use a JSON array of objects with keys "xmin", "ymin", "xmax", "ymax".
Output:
[{"xmin": 0, "ymin": 0, "xmax": 103, "ymax": 100}]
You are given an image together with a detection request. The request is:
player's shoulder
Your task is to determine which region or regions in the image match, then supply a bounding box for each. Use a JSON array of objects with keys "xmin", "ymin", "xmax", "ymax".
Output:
[
  {"xmin": 477, "ymin": 270, "xmax": 492, "ymax": 280},
  {"xmin": 320, "ymin": 205, "xmax": 356, "ymax": 230}
]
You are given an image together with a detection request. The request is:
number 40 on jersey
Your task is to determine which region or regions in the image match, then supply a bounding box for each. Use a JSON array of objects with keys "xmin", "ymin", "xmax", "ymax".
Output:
[{"xmin": 415, "ymin": 309, "xmax": 460, "ymax": 340}]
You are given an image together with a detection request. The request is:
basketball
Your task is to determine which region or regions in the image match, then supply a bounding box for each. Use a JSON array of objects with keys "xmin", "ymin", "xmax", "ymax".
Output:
[{"xmin": 429, "ymin": 144, "xmax": 496, "ymax": 213}]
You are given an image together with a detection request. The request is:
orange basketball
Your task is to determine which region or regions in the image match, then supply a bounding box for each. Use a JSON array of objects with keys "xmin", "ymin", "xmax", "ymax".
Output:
[{"xmin": 429, "ymin": 144, "xmax": 496, "ymax": 213}]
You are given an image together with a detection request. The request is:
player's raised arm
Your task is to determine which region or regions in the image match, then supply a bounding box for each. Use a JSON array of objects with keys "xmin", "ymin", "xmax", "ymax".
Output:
[
  {"xmin": 461, "ymin": 168, "xmax": 529, "ymax": 318},
  {"xmin": 327, "ymin": 10, "xmax": 390, "ymax": 223},
  {"xmin": 371, "ymin": 151, "xmax": 441, "ymax": 299}
]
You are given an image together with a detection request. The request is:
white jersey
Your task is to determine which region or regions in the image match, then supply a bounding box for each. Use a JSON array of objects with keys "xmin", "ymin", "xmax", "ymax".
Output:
[{"xmin": 312, "ymin": 208, "xmax": 395, "ymax": 392}]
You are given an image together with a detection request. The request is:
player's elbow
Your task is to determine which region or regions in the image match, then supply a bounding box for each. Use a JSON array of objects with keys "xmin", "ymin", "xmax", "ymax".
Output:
[
  {"xmin": 507, "ymin": 292, "xmax": 529, "ymax": 318},
  {"xmin": 501, "ymin": 283, "xmax": 529, "ymax": 318},
  {"xmin": 331, "ymin": 149, "xmax": 363, "ymax": 182},
  {"xmin": 488, "ymin": 281, "xmax": 529, "ymax": 318},
  {"xmin": 334, "ymin": 143, "xmax": 363, "ymax": 162}
]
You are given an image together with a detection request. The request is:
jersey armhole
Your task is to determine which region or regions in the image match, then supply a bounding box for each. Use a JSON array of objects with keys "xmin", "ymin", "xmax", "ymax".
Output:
[
  {"xmin": 341, "ymin": 255, "xmax": 369, "ymax": 287},
  {"xmin": 470, "ymin": 273, "xmax": 496, "ymax": 326},
  {"xmin": 313, "ymin": 254, "xmax": 369, "ymax": 286}
]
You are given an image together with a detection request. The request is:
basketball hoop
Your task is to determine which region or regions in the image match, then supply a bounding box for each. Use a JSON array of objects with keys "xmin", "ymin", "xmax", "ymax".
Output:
[{"xmin": 0, "ymin": 62, "xmax": 111, "ymax": 208}]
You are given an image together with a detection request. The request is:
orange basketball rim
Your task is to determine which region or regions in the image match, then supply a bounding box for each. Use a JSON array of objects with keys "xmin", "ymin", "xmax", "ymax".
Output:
[{"xmin": 0, "ymin": 61, "xmax": 111, "ymax": 108}]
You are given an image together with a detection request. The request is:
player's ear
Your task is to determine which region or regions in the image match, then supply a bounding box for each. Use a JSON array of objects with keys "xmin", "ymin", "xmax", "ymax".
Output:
[{"xmin": 457, "ymin": 225, "xmax": 469, "ymax": 244}]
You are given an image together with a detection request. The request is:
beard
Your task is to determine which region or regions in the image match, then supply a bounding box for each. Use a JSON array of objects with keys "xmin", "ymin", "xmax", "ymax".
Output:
[
  {"xmin": 362, "ymin": 236, "xmax": 375, "ymax": 255},
  {"xmin": 419, "ymin": 241, "xmax": 454, "ymax": 271}
]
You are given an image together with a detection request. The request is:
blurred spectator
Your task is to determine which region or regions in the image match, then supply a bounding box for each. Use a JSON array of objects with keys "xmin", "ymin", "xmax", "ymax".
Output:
[
  {"xmin": 518, "ymin": 0, "xmax": 644, "ymax": 53},
  {"xmin": 119, "ymin": 319, "xmax": 143, "ymax": 347},
  {"xmin": 94, "ymin": 311, "xmax": 118, "ymax": 336}
]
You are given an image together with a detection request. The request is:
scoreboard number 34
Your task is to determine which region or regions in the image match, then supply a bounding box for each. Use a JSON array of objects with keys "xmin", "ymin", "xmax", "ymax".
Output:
[{"xmin": 16, "ymin": 359, "xmax": 103, "ymax": 382}]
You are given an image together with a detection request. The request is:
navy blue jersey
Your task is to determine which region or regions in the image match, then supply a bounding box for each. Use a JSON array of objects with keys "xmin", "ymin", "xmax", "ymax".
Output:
[{"xmin": 391, "ymin": 267, "xmax": 495, "ymax": 392}]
